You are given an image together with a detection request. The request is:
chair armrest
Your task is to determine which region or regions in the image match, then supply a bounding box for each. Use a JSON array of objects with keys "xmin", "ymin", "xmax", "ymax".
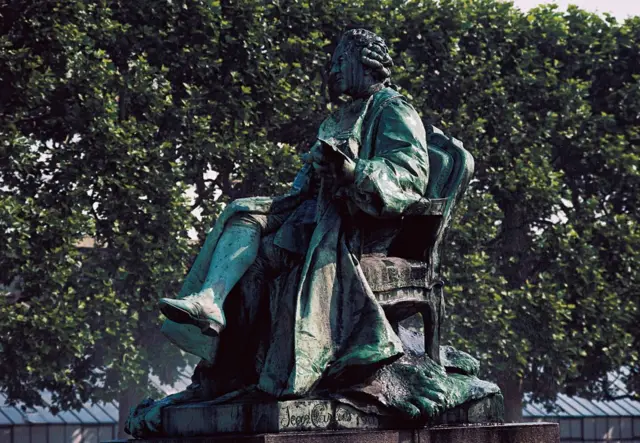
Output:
[{"xmin": 404, "ymin": 198, "xmax": 447, "ymax": 216}]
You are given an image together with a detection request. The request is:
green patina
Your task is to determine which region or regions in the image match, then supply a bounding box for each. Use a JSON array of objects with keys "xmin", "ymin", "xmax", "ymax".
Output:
[{"xmin": 126, "ymin": 29, "xmax": 501, "ymax": 439}]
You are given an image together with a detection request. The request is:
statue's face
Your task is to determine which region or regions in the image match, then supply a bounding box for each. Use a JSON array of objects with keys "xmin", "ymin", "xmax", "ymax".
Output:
[
  {"xmin": 328, "ymin": 44, "xmax": 349, "ymax": 95},
  {"xmin": 328, "ymin": 42, "xmax": 363, "ymax": 101}
]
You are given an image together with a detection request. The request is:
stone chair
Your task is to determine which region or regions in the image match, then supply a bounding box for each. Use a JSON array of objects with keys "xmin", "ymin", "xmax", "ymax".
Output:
[{"xmin": 360, "ymin": 126, "xmax": 475, "ymax": 365}]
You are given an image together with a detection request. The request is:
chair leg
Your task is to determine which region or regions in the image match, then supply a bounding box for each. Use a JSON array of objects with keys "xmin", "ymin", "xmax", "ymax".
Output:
[
  {"xmin": 421, "ymin": 305, "xmax": 439, "ymax": 364},
  {"xmin": 421, "ymin": 286, "xmax": 443, "ymax": 365}
]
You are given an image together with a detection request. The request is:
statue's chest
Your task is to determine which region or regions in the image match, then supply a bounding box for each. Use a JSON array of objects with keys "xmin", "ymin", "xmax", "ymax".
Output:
[{"xmin": 317, "ymin": 97, "xmax": 374, "ymax": 160}]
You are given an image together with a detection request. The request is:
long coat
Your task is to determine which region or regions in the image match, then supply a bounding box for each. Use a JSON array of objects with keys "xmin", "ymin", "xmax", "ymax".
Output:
[{"xmin": 161, "ymin": 87, "xmax": 431, "ymax": 399}]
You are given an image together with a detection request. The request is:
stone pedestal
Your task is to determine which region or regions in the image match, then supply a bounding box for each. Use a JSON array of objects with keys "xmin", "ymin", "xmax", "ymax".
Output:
[
  {"xmin": 105, "ymin": 394, "xmax": 558, "ymax": 442},
  {"xmin": 107, "ymin": 423, "xmax": 559, "ymax": 443},
  {"xmin": 105, "ymin": 394, "xmax": 563, "ymax": 443},
  {"xmin": 162, "ymin": 395, "xmax": 504, "ymax": 437}
]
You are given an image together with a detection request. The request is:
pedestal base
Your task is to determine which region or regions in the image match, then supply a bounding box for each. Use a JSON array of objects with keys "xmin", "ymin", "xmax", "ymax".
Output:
[
  {"xmin": 162, "ymin": 395, "xmax": 503, "ymax": 437},
  {"xmin": 107, "ymin": 423, "xmax": 559, "ymax": 443}
]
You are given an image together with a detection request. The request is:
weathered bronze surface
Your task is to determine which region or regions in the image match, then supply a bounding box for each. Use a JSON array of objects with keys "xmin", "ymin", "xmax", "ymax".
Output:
[{"xmin": 126, "ymin": 29, "xmax": 499, "ymax": 439}]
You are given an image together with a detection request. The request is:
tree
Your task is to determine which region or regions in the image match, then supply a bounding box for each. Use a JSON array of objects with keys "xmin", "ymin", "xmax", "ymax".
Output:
[
  {"xmin": 389, "ymin": 0, "xmax": 640, "ymax": 419},
  {"xmin": 1, "ymin": 0, "xmax": 638, "ymax": 431},
  {"xmin": 0, "ymin": 1, "xmax": 198, "ymax": 433}
]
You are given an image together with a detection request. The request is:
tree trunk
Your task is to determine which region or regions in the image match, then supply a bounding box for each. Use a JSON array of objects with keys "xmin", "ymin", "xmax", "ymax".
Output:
[
  {"xmin": 117, "ymin": 382, "xmax": 145, "ymax": 439},
  {"xmin": 500, "ymin": 375, "xmax": 524, "ymax": 422}
]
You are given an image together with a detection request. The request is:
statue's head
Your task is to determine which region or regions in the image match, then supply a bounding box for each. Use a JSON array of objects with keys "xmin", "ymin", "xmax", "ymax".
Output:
[{"xmin": 328, "ymin": 29, "xmax": 393, "ymax": 103}]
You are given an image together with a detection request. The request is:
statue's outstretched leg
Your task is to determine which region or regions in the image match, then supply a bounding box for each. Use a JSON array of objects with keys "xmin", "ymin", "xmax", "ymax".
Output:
[{"xmin": 159, "ymin": 216, "xmax": 262, "ymax": 336}]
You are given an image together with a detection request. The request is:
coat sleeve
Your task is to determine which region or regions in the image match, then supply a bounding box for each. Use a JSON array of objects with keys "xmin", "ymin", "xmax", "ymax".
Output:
[{"xmin": 346, "ymin": 99, "xmax": 430, "ymax": 218}]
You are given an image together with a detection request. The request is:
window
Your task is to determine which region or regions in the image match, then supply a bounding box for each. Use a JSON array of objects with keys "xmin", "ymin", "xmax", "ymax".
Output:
[
  {"xmin": 570, "ymin": 418, "xmax": 582, "ymax": 439},
  {"xmin": 48, "ymin": 425, "xmax": 65, "ymax": 443},
  {"xmin": 31, "ymin": 426, "xmax": 47, "ymax": 443},
  {"xmin": 98, "ymin": 425, "xmax": 114, "ymax": 442},
  {"xmin": 12, "ymin": 426, "xmax": 29, "ymax": 443},
  {"xmin": 596, "ymin": 417, "xmax": 609, "ymax": 440},
  {"xmin": 0, "ymin": 428, "xmax": 12, "ymax": 443},
  {"xmin": 583, "ymin": 417, "xmax": 596, "ymax": 440},
  {"xmin": 559, "ymin": 419, "xmax": 572, "ymax": 439},
  {"xmin": 621, "ymin": 417, "xmax": 632, "ymax": 439},
  {"xmin": 69, "ymin": 426, "xmax": 83, "ymax": 443},
  {"xmin": 81, "ymin": 427, "xmax": 99, "ymax": 443}
]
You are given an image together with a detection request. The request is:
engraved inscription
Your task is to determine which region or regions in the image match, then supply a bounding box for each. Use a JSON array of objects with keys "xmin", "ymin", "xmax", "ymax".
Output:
[
  {"xmin": 279, "ymin": 406, "xmax": 290, "ymax": 428},
  {"xmin": 279, "ymin": 401, "xmax": 379, "ymax": 431},
  {"xmin": 311, "ymin": 403, "xmax": 332, "ymax": 427},
  {"xmin": 279, "ymin": 406, "xmax": 311, "ymax": 428},
  {"xmin": 279, "ymin": 403, "xmax": 332, "ymax": 430},
  {"xmin": 335, "ymin": 404, "xmax": 379, "ymax": 429},
  {"xmin": 357, "ymin": 414, "xmax": 378, "ymax": 426},
  {"xmin": 335, "ymin": 406, "xmax": 353, "ymax": 423}
]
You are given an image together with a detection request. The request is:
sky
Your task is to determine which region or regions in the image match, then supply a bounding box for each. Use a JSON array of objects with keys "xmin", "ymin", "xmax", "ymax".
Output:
[{"xmin": 509, "ymin": 0, "xmax": 640, "ymax": 20}]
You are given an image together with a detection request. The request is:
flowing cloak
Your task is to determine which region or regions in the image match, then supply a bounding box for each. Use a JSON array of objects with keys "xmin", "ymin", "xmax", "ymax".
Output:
[{"xmin": 161, "ymin": 87, "xmax": 431, "ymax": 398}]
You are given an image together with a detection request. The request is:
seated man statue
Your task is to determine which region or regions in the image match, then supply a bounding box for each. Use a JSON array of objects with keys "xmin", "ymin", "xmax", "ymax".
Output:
[
  {"xmin": 159, "ymin": 28, "xmax": 428, "ymax": 398},
  {"xmin": 126, "ymin": 28, "xmax": 500, "ymax": 438}
]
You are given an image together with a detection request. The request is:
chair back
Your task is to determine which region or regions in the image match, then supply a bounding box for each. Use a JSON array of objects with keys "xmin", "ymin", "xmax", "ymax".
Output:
[
  {"xmin": 389, "ymin": 126, "xmax": 474, "ymax": 281},
  {"xmin": 425, "ymin": 126, "xmax": 474, "ymax": 279}
]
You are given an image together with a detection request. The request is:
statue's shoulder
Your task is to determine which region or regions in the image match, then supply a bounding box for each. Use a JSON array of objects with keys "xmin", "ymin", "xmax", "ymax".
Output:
[
  {"xmin": 370, "ymin": 87, "xmax": 402, "ymax": 110},
  {"xmin": 368, "ymin": 87, "xmax": 420, "ymax": 120}
]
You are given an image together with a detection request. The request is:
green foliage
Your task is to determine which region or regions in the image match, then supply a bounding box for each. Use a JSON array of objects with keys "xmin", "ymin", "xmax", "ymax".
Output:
[
  {"xmin": 413, "ymin": 1, "xmax": 640, "ymax": 404},
  {"xmin": 1, "ymin": 0, "xmax": 638, "ymax": 416}
]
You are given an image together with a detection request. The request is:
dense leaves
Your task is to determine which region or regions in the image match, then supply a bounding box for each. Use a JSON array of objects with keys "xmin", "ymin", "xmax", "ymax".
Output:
[{"xmin": 1, "ymin": 0, "xmax": 638, "ymax": 425}]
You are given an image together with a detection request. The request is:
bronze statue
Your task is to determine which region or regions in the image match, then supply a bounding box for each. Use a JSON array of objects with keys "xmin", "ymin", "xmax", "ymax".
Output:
[{"xmin": 126, "ymin": 29, "xmax": 500, "ymax": 438}]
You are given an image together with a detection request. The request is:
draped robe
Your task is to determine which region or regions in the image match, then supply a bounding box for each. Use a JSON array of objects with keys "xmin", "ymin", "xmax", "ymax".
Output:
[{"xmin": 161, "ymin": 87, "xmax": 431, "ymax": 399}]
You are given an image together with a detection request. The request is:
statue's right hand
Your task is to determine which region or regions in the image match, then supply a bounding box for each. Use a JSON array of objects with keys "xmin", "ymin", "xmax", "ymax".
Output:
[{"xmin": 303, "ymin": 141, "xmax": 333, "ymax": 177}]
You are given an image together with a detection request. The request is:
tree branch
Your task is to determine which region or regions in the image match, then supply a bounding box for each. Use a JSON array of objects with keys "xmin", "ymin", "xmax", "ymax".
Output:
[
  {"xmin": 606, "ymin": 394, "xmax": 640, "ymax": 402},
  {"xmin": 190, "ymin": 178, "xmax": 221, "ymax": 211}
]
